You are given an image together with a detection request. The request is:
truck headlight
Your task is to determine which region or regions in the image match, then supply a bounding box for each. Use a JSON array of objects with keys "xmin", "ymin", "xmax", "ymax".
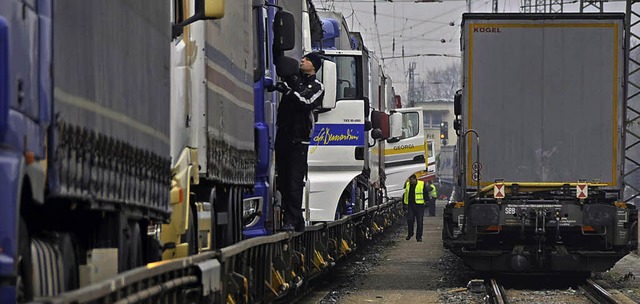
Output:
[{"xmin": 242, "ymin": 197, "xmax": 262, "ymax": 227}]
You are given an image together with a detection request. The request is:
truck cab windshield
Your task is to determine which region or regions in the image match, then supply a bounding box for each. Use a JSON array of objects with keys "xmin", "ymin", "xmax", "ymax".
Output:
[{"xmin": 317, "ymin": 55, "xmax": 360, "ymax": 100}]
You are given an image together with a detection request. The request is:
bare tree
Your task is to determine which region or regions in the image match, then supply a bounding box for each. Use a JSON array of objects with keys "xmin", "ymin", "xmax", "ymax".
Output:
[{"xmin": 419, "ymin": 62, "xmax": 461, "ymax": 101}]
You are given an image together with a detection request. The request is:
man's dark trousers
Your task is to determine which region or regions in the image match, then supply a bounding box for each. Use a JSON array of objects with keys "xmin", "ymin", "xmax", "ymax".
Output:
[
  {"xmin": 275, "ymin": 140, "xmax": 308, "ymax": 231},
  {"xmin": 407, "ymin": 203, "xmax": 425, "ymax": 240},
  {"xmin": 428, "ymin": 197, "xmax": 436, "ymax": 216}
]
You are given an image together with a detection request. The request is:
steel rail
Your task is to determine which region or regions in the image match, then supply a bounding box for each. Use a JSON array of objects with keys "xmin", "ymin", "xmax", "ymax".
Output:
[
  {"xmin": 486, "ymin": 278, "xmax": 508, "ymax": 304},
  {"xmin": 581, "ymin": 279, "xmax": 620, "ymax": 304}
]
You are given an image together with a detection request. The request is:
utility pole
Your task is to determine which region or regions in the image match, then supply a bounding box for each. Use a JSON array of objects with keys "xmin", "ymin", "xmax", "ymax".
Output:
[
  {"xmin": 580, "ymin": 0, "xmax": 604, "ymax": 12},
  {"xmin": 625, "ymin": 0, "xmax": 640, "ymax": 205},
  {"xmin": 520, "ymin": 0, "xmax": 564, "ymax": 12},
  {"xmin": 407, "ymin": 62, "xmax": 417, "ymax": 107}
]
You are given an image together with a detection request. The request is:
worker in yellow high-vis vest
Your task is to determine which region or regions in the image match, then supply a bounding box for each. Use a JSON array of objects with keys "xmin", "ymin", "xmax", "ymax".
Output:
[
  {"xmin": 404, "ymin": 174, "xmax": 426, "ymax": 242},
  {"xmin": 427, "ymin": 180, "xmax": 438, "ymax": 216}
]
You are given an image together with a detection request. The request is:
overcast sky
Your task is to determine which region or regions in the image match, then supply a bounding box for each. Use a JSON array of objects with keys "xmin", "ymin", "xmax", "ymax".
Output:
[{"xmin": 315, "ymin": 0, "xmax": 629, "ymax": 99}]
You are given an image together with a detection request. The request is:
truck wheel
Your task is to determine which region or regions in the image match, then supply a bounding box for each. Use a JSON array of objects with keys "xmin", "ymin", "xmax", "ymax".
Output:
[
  {"xmin": 335, "ymin": 193, "xmax": 348, "ymax": 220},
  {"xmin": 179, "ymin": 201, "xmax": 198, "ymax": 255},
  {"xmin": 128, "ymin": 222, "xmax": 144, "ymax": 268},
  {"xmin": 16, "ymin": 218, "xmax": 33, "ymax": 302},
  {"xmin": 58, "ymin": 233, "xmax": 78, "ymax": 292},
  {"xmin": 209, "ymin": 188, "xmax": 218, "ymax": 250}
]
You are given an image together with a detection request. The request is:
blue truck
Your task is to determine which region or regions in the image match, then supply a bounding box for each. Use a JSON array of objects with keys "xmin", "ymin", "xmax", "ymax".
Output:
[{"xmin": 0, "ymin": 1, "xmax": 222, "ymax": 301}]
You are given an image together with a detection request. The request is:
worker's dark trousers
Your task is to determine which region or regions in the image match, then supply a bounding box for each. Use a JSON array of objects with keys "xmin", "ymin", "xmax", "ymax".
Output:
[
  {"xmin": 275, "ymin": 140, "xmax": 308, "ymax": 230},
  {"xmin": 407, "ymin": 203, "xmax": 425, "ymax": 239},
  {"xmin": 428, "ymin": 197, "xmax": 436, "ymax": 216}
]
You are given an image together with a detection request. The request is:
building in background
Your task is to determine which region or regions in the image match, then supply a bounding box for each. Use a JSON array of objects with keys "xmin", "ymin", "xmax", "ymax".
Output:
[{"xmin": 417, "ymin": 99, "xmax": 455, "ymax": 157}]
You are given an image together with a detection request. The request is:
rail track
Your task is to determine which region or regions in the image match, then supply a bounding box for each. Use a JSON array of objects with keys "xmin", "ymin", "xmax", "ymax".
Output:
[
  {"xmin": 580, "ymin": 278, "xmax": 637, "ymax": 304},
  {"xmin": 484, "ymin": 277, "xmax": 636, "ymax": 304},
  {"xmin": 485, "ymin": 278, "xmax": 509, "ymax": 304}
]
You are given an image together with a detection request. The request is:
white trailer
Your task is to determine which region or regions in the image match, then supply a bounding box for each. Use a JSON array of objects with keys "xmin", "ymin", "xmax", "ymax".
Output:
[
  {"xmin": 459, "ymin": 14, "xmax": 624, "ymax": 187},
  {"xmin": 443, "ymin": 13, "xmax": 636, "ymax": 274}
]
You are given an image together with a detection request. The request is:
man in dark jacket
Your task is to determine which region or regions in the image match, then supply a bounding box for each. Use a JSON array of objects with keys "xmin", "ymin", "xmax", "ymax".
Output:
[
  {"xmin": 272, "ymin": 52, "xmax": 325, "ymax": 232},
  {"xmin": 404, "ymin": 174, "xmax": 426, "ymax": 242}
]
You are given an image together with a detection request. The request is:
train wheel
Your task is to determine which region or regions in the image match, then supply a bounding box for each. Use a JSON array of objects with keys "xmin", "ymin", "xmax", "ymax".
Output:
[{"xmin": 16, "ymin": 217, "xmax": 33, "ymax": 302}]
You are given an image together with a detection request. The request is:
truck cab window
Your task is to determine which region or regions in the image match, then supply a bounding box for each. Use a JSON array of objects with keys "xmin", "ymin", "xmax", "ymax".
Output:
[
  {"xmin": 402, "ymin": 112, "xmax": 419, "ymax": 139},
  {"xmin": 323, "ymin": 56, "xmax": 359, "ymax": 100}
]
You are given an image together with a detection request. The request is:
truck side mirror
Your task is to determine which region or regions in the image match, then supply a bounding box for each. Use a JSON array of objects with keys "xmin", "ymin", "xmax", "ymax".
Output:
[
  {"xmin": 275, "ymin": 56, "xmax": 298, "ymax": 78},
  {"xmin": 363, "ymin": 97, "xmax": 370, "ymax": 119},
  {"xmin": 389, "ymin": 112, "xmax": 403, "ymax": 138},
  {"xmin": 173, "ymin": 0, "xmax": 225, "ymax": 39},
  {"xmin": 198, "ymin": 0, "xmax": 225, "ymax": 19},
  {"xmin": 364, "ymin": 120, "xmax": 372, "ymax": 132},
  {"xmin": 454, "ymin": 89, "xmax": 462, "ymax": 116},
  {"xmin": 371, "ymin": 129, "xmax": 383, "ymax": 140},
  {"xmin": 371, "ymin": 110, "xmax": 390, "ymax": 140},
  {"xmin": 320, "ymin": 60, "xmax": 337, "ymax": 109},
  {"xmin": 371, "ymin": 110, "xmax": 381, "ymax": 129},
  {"xmin": 273, "ymin": 10, "xmax": 295, "ymax": 55}
]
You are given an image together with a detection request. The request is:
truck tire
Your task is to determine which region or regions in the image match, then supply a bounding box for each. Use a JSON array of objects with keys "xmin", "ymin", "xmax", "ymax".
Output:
[
  {"xmin": 58, "ymin": 233, "xmax": 78, "ymax": 292},
  {"xmin": 179, "ymin": 200, "xmax": 198, "ymax": 256},
  {"xmin": 127, "ymin": 222, "xmax": 144, "ymax": 269},
  {"xmin": 16, "ymin": 217, "xmax": 33, "ymax": 302}
]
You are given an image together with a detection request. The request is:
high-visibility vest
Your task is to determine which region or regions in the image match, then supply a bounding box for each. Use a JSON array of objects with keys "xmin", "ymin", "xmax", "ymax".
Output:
[
  {"xmin": 404, "ymin": 181, "xmax": 425, "ymax": 205},
  {"xmin": 429, "ymin": 183, "xmax": 437, "ymax": 198}
]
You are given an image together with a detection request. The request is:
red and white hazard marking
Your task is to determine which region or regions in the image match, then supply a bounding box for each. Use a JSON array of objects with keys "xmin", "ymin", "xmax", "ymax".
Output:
[
  {"xmin": 576, "ymin": 183, "xmax": 588, "ymax": 199},
  {"xmin": 494, "ymin": 183, "xmax": 505, "ymax": 199}
]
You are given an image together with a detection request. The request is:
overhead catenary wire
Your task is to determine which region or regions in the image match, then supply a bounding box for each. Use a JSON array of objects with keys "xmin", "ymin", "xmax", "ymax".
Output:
[
  {"xmin": 326, "ymin": 0, "xmax": 466, "ymax": 99},
  {"xmin": 373, "ymin": 0, "xmax": 386, "ymax": 59}
]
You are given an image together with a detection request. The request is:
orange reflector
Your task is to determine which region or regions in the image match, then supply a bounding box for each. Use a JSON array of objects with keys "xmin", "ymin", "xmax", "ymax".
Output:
[
  {"xmin": 454, "ymin": 202, "xmax": 464, "ymax": 208},
  {"xmin": 170, "ymin": 187, "xmax": 184, "ymax": 204},
  {"xmin": 485, "ymin": 225, "xmax": 502, "ymax": 231},
  {"xmin": 614, "ymin": 202, "xmax": 628, "ymax": 209},
  {"xmin": 25, "ymin": 151, "xmax": 35, "ymax": 164},
  {"xmin": 582, "ymin": 226, "xmax": 595, "ymax": 232}
]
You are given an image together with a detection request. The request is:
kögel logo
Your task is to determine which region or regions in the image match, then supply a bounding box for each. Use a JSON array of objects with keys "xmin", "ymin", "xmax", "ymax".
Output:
[{"xmin": 474, "ymin": 27, "xmax": 501, "ymax": 33}]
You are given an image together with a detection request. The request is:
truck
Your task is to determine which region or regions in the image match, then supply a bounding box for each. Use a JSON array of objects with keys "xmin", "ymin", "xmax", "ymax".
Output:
[
  {"xmin": 164, "ymin": 0, "xmax": 317, "ymax": 256},
  {"xmin": 163, "ymin": 0, "xmax": 260, "ymax": 259},
  {"xmin": 23, "ymin": 2, "xmax": 408, "ymax": 302},
  {"xmin": 297, "ymin": 9, "xmax": 429, "ymax": 218},
  {"xmin": 443, "ymin": 13, "xmax": 638, "ymax": 273},
  {"xmin": 385, "ymin": 107, "xmax": 429, "ymax": 199},
  {"xmin": 0, "ymin": 1, "xmax": 206, "ymax": 301},
  {"xmin": 299, "ymin": 9, "xmax": 405, "ymax": 221}
]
